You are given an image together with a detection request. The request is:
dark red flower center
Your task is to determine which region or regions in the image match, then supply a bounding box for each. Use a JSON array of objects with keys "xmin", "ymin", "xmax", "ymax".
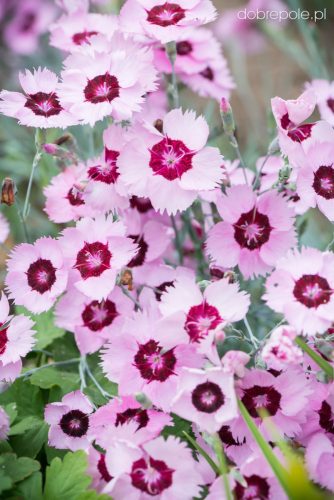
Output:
[
  {"xmin": 312, "ymin": 165, "xmax": 334, "ymax": 199},
  {"xmin": 27, "ymin": 258, "xmax": 57, "ymax": 294},
  {"xmin": 72, "ymin": 30, "xmax": 98, "ymax": 45},
  {"xmin": 67, "ymin": 187, "xmax": 85, "ymax": 206},
  {"xmin": 25, "ymin": 92, "xmax": 63, "ymax": 117},
  {"xmin": 200, "ymin": 66, "xmax": 214, "ymax": 81},
  {"xmin": 127, "ymin": 235, "xmax": 148, "ymax": 268},
  {"xmin": 149, "ymin": 137, "xmax": 194, "ymax": 181},
  {"xmin": 280, "ymin": 113, "xmax": 314, "ymax": 142},
  {"xmin": 134, "ymin": 339, "xmax": 176, "ymax": 382},
  {"xmin": 184, "ymin": 301, "xmax": 222, "ymax": 343},
  {"xmin": 219, "ymin": 425, "xmax": 246, "ymax": 447},
  {"xmin": 242, "ymin": 385, "xmax": 281, "ymax": 418},
  {"xmin": 131, "ymin": 456, "xmax": 174, "ymax": 495},
  {"xmin": 84, "ymin": 73, "xmax": 120, "ymax": 104},
  {"xmin": 234, "ymin": 208, "xmax": 272, "ymax": 250},
  {"xmin": 130, "ymin": 196, "xmax": 153, "ymax": 213},
  {"xmin": 176, "ymin": 41, "xmax": 193, "ymax": 55},
  {"xmin": 21, "ymin": 12, "xmax": 36, "ymax": 33},
  {"xmin": 192, "ymin": 381, "xmax": 225, "ymax": 413},
  {"xmin": 234, "ymin": 474, "xmax": 270, "ymax": 500},
  {"xmin": 147, "ymin": 3, "xmax": 186, "ymax": 27},
  {"xmin": 318, "ymin": 400, "xmax": 334, "ymax": 435},
  {"xmin": 82, "ymin": 299, "xmax": 118, "ymax": 332},
  {"xmin": 75, "ymin": 241, "xmax": 111, "ymax": 279},
  {"xmin": 327, "ymin": 98, "xmax": 334, "ymax": 113},
  {"xmin": 115, "ymin": 408, "xmax": 149, "ymax": 430},
  {"xmin": 0, "ymin": 324, "xmax": 8, "ymax": 356},
  {"xmin": 60, "ymin": 409, "xmax": 89, "ymax": 437},
  {"xmin": 155, "ymin": 281, "xmax": 175, "ymax": 301},
  {"xmin": 293, "ymin": 274, "xmax": 332, "ymax": 308},
  {"xmin": 88, "ymin": 148, "xmax": 120, "ymax": 185},
  {"xmin": 97, "ymin": 453, "xmax": 113, "ymax": 482}
]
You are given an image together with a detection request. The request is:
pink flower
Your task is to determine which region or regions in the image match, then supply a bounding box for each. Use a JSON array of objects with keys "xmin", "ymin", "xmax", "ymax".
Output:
[
  {"xmin": 0, "ymin": 213, "xmax": 9, "ymax": 244},
  {"xmin": 171, "ymin": 367, "xmax": 238, "ymax": 433},
  {"xmin": 0, "ymin": 293, "xmax": 35, "ymax": 382},
  {"xmin": 44, "ymin": 390, "xmax": 94, "ymax": 451},
  {"xmin": 206, "ymin": 185, "xmax": 296, "ymax": 279},
  {"xmin": 0, "ymin": 406, "xmax": 9, "ymax": 440},
  {"xmin": 222, "ymin": 350, "xmax": 250, "ymax": 378},
  {"xmin": 159, "ymin": 276, "xmax": 250, "ymax": 359},
  {"xmin": 101, "ymin": 307, "xmax": 203, "ymax": 411},
  {"xmin": 306, "ymin": 433, "xmax": 334, "ymax": 492},
  {"xmin": 50, "ymin": 12, "xmax": 118, "ymax": 53},
  {"xmin": 105, "ymin": 436, "xmax": 203, "ymax": 499},
  {"xmin": 154, "ymin": 28, "xmax": 221, "ymax": 75},
  {"xmin": 60, "ymin": 215, "xmax": 138, "ymax": 301},
  {"xmin": 55, "ymin": 285, "xmax": 133, "ymax": 355},
  {"xmin": 87, "ymin": 447, "xmax": 113, "ymax": 492},
  {"xmin": 3, "ymin": 0, "xmax": 56, "ymax": 55},
  {"xmin": 44, "ymin": 164, "xmax": 97, "ymax": 223},
  {"xmin": 58, "ymin": 35, "xmax": 158, "ymax": 125},
  {"xmin": 235, "ymin": 367, "xmax": 313, "ymax": 438},
  {"xmin": 83, "ymin": 124, "xmax": 130, "ymax": 213},
  {"xmin": 261, "ymin": 325, "xmax": 303, "ymax": 371},
  {"xmin": 0, "ymin": 68, "xmax": 76, "ymax": 128},
  {"xmin": 265, "ymin": 247, "xmax": 334, "ymax": 335},
  {"xmin": 118, "ymin": 108, "xmax": 223, "ymax": 214},
  {"xmin": 296, "ymin": 142, "xmax": 334, "ymax": 222},
  {"xmin": 298, "ymin": 384, "xmax": 334, "ymax": 445},
  {"xmin": 89, "ymin": 395, "xmax": 171, "ymax": 448},
  {"xmin": 271, "ymin": 89, "xmax": 334, "ymax": 165},
  {"xmin": 120, "ymin": 0, "xmax": 217, "ymax": 44},
  {"xmin": 6, "ymin": 237, "xmax": 68, "ymax": 314},
  {"xmin": 307, "ymin": 79, "xmax": 334, "ymax": 126},
  {"xmin": 223, "ymin": 159, "xmax": 254, "ymax": 186}
]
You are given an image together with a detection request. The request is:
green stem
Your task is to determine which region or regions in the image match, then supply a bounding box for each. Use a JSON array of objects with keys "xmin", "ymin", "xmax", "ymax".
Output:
[
  {"xmin": 238, "ymin": 400, "xmax": 293, "ymax": 498},
  {"xmin": 243, "ymin": 317, "xmax": 260, "ymax": 348},
  {"xmin": 229, "ymin": 135, "xmax": 249, "ymax": 185},
  {"xmin": 295, "ymin": 336, "xmax": 333, "ymax": 380},
  {"xmin": 79, "ymin": 356, "xmax": 87, "ymax": 391},
  {"xmin": 182, "ymin": 431, "xmax": 220, "ymax": 476},
  {"xmin": 212, "ymin": 434, "xmax": 233, "ymax": 500},
  {"xmin": 120, "ymin": 284, "xmax": 143, "ymax": 311},
  {"xmin": 166, "ymin": 42, "xmax": 179, "ymax": 109},
  {"xmin": 21, "ymin": 358, "xmax": 80, "ymax": 378},
  {"xmin": 171, "ymin": 214, "xmax": 183, "ymax": 265},
  {"xmin": 22, "ymin": 130, "xmax": 43, "ymax": 221},
  {"xmin": 83, "ymin": 359, "xmax": 113, "ymax": 399}
]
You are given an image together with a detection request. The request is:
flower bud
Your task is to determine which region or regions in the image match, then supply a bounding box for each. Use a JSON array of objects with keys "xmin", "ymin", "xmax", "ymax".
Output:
[
  {"xmin": 120, "ymin": 269, "xmax": 133, "ymax": 291},
  {"xmin": 220, "ymin": 97, "xmax": 235, "ymax": 136},
  {"xmin": 1, "ymin": 178, "xmax": 16, "ymax": 206},
  {"xmin": 154, "ymin": 119, "xmax": 164, "ymax": 133}
]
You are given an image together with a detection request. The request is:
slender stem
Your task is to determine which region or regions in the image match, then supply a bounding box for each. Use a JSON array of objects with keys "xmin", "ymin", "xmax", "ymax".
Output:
[
  {"xmin": 22, "ymin": 130, "xmax": 43, "ymax": 221},
  {"xmin": 79, "ymin": 356, "xmax": 87, "ymax": 391},
  {"xmin": 21, "ymin": 358, "xmax": 80, "ymax": 378},
  {"xmin": 212, "ymin": 434, "xmax": 233, "ymax": 500},
  {"xmin": 243, "ymin": 317, "xmax": 260, "ymax": 348},
  {"xmin": 182, "ymin": 431, "xmax": 220, "ymax": 475},
  {"xmin": 171, "ymin": 214, "xmax": 183, "ymax": 265},
  {"xmin": 229, "ymin": 135, "xmax": 249, "ymax": 185},
  {"xmin": 166, "ymin": 42, "xmax": 179, "ymax": 109},
  {"xmin": 252, "ymin": 153, "xmax": 270, "ymax": 189},
  {"xmin": 238, "ymin": 400, "xmax": 292, "ymax": 498},
  {"xmin": 83, "ymin": 359, "xmax": 113, "ymax": 399},
  {"xmin": 295, "ymin": 336, "xmax": 333, "ymax": 380}
]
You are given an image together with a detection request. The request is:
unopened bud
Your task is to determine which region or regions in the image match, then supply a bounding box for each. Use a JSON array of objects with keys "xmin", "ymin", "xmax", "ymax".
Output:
[
  {"xmin": 43, "ymin": 143, "xmax": 77, "ymax": 165},
  {"xmin": 278, "ymin": 165, "xmax": 292, "ymax": 183},
  {"xmin": 55, "ymin": 134, "xmax": 73, "ymax": 146},
  {"xmin": 224, "ymin": 270, "xmax": 237, "ymax": 283},
  {"xmin": 43, "ymin": 143, "xmax": 58, "ymax": 155},
  {"xmin": 154, "ymin": 119, "xmax": 164, "ymax": 133},
  {"xmin": 268, "ymin": 136, "xmax": 280, "ymax": 155},
  {"xmin": 220, "ymin": 97, "xmax": 235, "ymax": 136},
  {"xmin": 1, "ymin": 178, "xmax": 16, "ymax": 206},
  {"xmin": 120, "ymin": 269, "xmax": 133, "ymax": 291}
]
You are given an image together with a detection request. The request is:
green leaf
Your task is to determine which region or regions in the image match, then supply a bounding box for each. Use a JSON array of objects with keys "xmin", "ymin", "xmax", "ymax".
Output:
[
  {"xmin": 0, "ymin": 379, "xmax": 44, "ymax": 419},
  {"xmin": 77, "ymin": 492, "xmax": 112, "ymax": 500},
  {"xmin": 11, "ymin": 422, "xmax": 48, "ymax": 458},
  {"xmin": 9, "ymin": 416, "xmax": 42, "ymax": 436},
  {"xmin": 0, "ymin": 470, "xmax": 13, "ymax": 494},
  {"xmin": 44, "ymin": 451, "xmax": 92, "ymax": 500},
  {"xmin": 16, "ymin": 307, "xmax": 66, "ymax": 350},
  {"xmin": 30, "ymin": 366, "xmax": 80, "ymax": 394},
  {"xmin": 295, "ymin": 336, "xmax": 334, "ymax": 380},
  {"xmin": 0, "ymin": 453, "xmax": 40, "ymax": 483},
  {"xmin": 12, "ymin": 471, "xmax": 43, "ymax": 500},
  {"xmin": 45, "ymin": 445, "xmax": 67, "ymax": 465}
]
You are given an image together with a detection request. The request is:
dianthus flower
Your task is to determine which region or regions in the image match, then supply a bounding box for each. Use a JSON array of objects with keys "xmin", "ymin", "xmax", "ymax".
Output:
[
  {"xmin": 261, "ymin": 325, "xmax": 303, "ymax": 371},
  {"xmin": 118, "ymin": 108, "xmax": 223, "ymax": 214},
  {"xmin": 6, "ymin": 237, "xmax": 68, "ymax": 314},
  {"xmin": 265, "ymin": 247, "xmax": 334, "ymax": 335},
  {"xmin": 120, "ymin": 0, "xmax": 217, "ymax": 44},
  {"xmin": 0, "ymin": 68, "xmax": 76, "ymax": 128},
  {"xmin": 307, "ymin": 79, "xmax": 334, "ymax": 126},
  {"xmin": 206, "ymin": 185, "xmax": 296, "ymax": 278},
  {"xmin": 60, "ymin": 215, "xmax": 138, "ymax": 301},
  {"xmin": 306, "ymin": 433, "xmax": 334, "ymax": 492}
]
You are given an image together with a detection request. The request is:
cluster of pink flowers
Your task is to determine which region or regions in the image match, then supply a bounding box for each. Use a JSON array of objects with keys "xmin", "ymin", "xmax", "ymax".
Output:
[{"xmin": 0, "ymin": 0, "xmax": 334, "ymax": 498}]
